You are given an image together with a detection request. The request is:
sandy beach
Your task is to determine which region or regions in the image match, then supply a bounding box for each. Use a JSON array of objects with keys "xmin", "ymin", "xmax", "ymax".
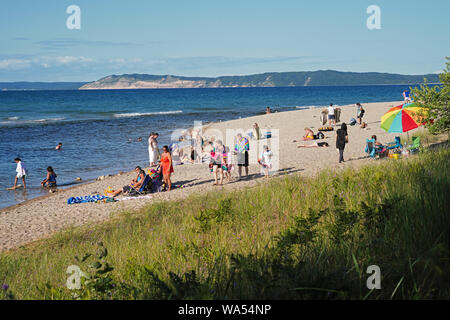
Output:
[{"xmin": 0, "ymin": 101, "xmax": 413, "ymax": 252}]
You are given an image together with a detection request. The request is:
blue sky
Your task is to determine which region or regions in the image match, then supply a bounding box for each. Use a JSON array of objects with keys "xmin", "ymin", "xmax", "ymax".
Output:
[{"xmin": 0, "ymin": 0, "xmax": 449, "ymax": 81}]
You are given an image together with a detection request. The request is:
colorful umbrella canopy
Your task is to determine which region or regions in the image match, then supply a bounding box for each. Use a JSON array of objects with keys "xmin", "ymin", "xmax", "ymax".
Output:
[{"xmin": 380, "ymin": 103, "xmax": 426, "ymax": 133}]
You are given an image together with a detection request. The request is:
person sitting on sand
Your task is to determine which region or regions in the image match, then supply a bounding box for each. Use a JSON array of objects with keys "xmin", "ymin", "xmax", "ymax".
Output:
[
  {"xmin": 293, "ymin": 127, "xmax": 315, "ymax": 142},
  {"xmin": 55, "ymin": 142, "xmax": 62, "ymax": 150},
  {"xmin": 371, "ymin": 135, "xmax": 389, "ymax": 157},
  {"xmin": 41, "ymin": 166, "xmax": 57, "ymax": 187},
  {"xmin": 297, "ymin": 142, "xmax": 329, "ymax": 148},
  {"xmin": 11, "ymin": 157, "xmax": 27, "ymax": 190},
  {"xmin": 111, "ymin": 166, "xmax": 146, "ymax": 198}
]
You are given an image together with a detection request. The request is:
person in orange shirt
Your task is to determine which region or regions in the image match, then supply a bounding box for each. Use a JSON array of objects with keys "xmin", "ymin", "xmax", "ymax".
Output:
[{"xmin": 160, "ymin": 145, "xmax": 174, "ymax": 191}]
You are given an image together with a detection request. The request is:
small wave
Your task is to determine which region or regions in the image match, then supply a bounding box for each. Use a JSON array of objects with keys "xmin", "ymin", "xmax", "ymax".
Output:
[
  {"xmin": 113, "ymin": 110, "xmax": 183, "ymax": 118},
  {"xmin": 31, "ymin": 117, "xmax": 65, "ymax": 123},
  {"xmin": 7, "ymin": 116, "xmax": 20, "ymax": 120},
  {"xmin": 0, "ymin": 117, "xmax": 66, "ymax": 127}
]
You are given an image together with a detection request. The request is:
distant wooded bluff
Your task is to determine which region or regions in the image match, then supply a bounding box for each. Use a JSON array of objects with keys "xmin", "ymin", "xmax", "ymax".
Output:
[
  {"xmin": 0, "ymin": 70, "xmax": 440, "ymax": 91},
  {"xmin": 79, "ymin": 70, "xmax": 440, "ymax": 90}
]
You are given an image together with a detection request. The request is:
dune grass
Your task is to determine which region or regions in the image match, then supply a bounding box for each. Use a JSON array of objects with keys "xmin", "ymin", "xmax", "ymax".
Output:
[{"xmin": 0, "ymin": 146, "xmax": 449, "ymax": 300}]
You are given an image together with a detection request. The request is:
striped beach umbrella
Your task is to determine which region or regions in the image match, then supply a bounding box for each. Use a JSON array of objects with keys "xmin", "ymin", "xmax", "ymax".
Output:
[{"xmin": 380, "ymin": 103, "xmax": 426, "ymax": 133}]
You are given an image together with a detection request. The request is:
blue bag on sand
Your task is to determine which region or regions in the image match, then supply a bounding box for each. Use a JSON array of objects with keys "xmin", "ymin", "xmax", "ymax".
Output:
[{"xmin": 349, "ymin": 118, "xmax": 357, "ymax": 126}]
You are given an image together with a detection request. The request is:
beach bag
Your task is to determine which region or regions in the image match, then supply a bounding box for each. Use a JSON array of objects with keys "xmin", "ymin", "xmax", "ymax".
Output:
[
  {"xmin": 314, "ymin": 132, "xmax": 325, "ymax": 140},
  {"xmin": 349, "ymin": 118, "xmax": 357, "ymax": 126}
]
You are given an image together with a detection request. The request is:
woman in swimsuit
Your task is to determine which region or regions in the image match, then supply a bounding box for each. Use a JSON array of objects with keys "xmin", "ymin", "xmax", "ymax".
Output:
[
  {"xmin": 41, "ymin": 166, "xmax": 57, "ymax": 187},
  {"xmin": 160, "ymin": 145, "xmax": 174, "ymax": 191},
  {"xmin": 293, "ymin": 127, "xmax": 315, "ymax": 142}
]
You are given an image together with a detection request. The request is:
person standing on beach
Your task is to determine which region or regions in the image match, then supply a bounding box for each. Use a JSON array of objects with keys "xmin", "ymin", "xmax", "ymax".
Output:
[
  {"xmin": 403, "ymin": 90, "xmax": 411, "ymax": 103},
  {"xmin": 12, "ymin": 157, "xmax": 27, "ymax": 190},
  {"xmin": 328, "ymin": 103, "xmax": 336, "ymax": 126},
  {"xmin": 160, "ymin": 145, "xmax": 174, "ymax": 191},
  {"xmin": 356, "ymin": 103, "xmax": 365, "ymax": 125},
  {"xmin": 258, "ymin": 145, "xmax": 273, "ymax": 178},
  {"xmin": 336, "ymin": 123, "xmax": 348, "ymax": 163},
  {"xmin": 210, "ymin": 141, "xmax": 224, "ymax": 186},
  {"xmin": 234, "ymin": 133, "xmax": 249, "ymax": 179},
  {"xmin": 148, "ymin": 132, "xmax": 159, "ymax": 167}
]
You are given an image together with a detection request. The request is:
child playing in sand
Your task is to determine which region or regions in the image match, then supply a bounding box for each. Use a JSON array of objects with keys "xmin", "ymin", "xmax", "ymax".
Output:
[
  {"xmin": 41, "ymin": 166, "xmax": 57, "ymax": 187},
  {"xmin": 11, "ymin": 157, "xmax": 27, "ymax": 190},
  {"xmin": 258, "ymin": 145, "xmax": 273, "ymax": 178}
]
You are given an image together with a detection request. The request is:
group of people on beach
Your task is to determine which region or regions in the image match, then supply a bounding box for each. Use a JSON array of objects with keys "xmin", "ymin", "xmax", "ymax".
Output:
[
  {"xmin": 294, "ymin": 102, "xmax": 369, "ymax": 163},
  {"xmin": 10, "ymin": 99, "xmax": 391, "ymax": 198},
  {"xmin": 9, "ymin": 142, "xmax": 63, "ymax": 190}
]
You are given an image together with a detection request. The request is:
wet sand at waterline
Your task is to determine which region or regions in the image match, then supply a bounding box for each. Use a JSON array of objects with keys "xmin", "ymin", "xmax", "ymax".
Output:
[{"xmin": 0, "ymin": 101, "xmax": 415, "ymax": 252}]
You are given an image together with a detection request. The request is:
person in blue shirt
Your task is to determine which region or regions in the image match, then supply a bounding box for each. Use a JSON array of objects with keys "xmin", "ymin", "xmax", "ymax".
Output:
[{"xmin": 403, "ymin": 90, "xmax": 411, "ymax": 103}]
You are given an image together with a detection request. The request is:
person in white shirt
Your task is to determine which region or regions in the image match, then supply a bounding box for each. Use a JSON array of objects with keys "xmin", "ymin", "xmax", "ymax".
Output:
[
  {"xmin": 328, "ymin": 103, "xmax": 336, "ymax": 126},
  {"xmin": 148, "ymin": 132, "xmax": 159, "ymax": 167},
  {"xmin": 258, "ymin": 145, "xmax": 273, "ymax": 178},
  {"xmin": 12, "ymin": 157, "xmax": 27, "ymax": 190}
]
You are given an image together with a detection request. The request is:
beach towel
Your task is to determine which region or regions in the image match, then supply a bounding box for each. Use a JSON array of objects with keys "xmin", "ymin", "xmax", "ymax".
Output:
[
  {"xmin": 235, "ymin": 137, "xmax": 249, "ymax": 153},
  {"xmin": 67, "ymin": 194, "xmax": 109, "ymax": 204}
]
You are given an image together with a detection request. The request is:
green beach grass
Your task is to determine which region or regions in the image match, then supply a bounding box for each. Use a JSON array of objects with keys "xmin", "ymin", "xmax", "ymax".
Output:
[{"xmin": 1, "ymin": 144, "xmax": 449, "ymax": 300}]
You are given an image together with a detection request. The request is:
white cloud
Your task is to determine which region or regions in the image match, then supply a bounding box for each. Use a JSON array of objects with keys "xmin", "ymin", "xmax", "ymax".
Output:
[
  {"xmin": 54, "ymin": 56, "xmax": 93, "ymax": 65},
  {"xmin": 0, "ymin": 59, "xmax": 32, "ymax": 70}
]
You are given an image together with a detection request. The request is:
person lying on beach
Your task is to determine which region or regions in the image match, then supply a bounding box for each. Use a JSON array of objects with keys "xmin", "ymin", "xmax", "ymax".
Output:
[
  {"xmin": 41, "ymin": 166, "xmax": 57, "ymax": 187},
  {"xmin": 111, "ymin": 166, "xmax": 146, "ymax": 198},
  {"xmin": 55, "ymin": 142, "xmax": 62, "ymax": 150},
  {"xmin": 297, "ymin": 142, "xmax": 329, "ymax": 148}
]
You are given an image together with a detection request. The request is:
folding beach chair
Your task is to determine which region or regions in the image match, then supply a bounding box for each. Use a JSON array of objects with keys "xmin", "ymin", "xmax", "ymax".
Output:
[
  {"xmin": 407, "ymin": 136, "xmax": 421, "ymax": 154},
  {"xmin": 127, "ymin": 174, "xmax": 152, "ymax": 196},
  {"xmin": 365, "ymin": 138, "xmax": 385, "ymax": 158},
  {"xmin": 386, "ymin": 136, "xmax": 402, "ymax": 151}
]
